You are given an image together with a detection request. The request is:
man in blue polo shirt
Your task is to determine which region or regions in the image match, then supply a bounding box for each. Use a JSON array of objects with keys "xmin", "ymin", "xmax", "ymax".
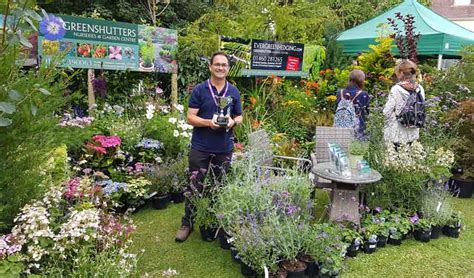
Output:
[{"xmin": 176, "ymin": 52, "xmax": 243, "ymax": 242}]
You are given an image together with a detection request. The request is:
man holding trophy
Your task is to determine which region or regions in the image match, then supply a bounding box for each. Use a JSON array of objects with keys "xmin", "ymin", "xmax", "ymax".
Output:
[{"xmin": 176, "ymin": 52, "xmax": 243, "ymax": 242}]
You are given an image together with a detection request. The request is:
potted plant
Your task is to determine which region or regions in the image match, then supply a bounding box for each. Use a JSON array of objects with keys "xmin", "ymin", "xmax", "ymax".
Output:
[
  {"xmin": 273, "ymin": 219, "xmax": 307, "ymax": 277},
  {"xmin": 348, "ymin": 140, "xmax": 369, "ymax": 168},
  {"xmin": 396, "ymin": 213, "xmax": 413, "ymax": 240},
  {"xmin": 168, "ymin": 154, "xmax": 189, "ymax": 203},
  {"xmin": 145, "ymin": 165, "xmax": 171, "ymax": 210},
  {"xmin": 448, "ymin": 99, "xmax": 474, "ymax": 198},
  {"xmin": 140, "ymin": 39, "xmax": 155, "ymax": 71},
  {"xmin": 340, "ymin": 226, "xmax": 362, "ymax": 258},
  {"xmin": 387, "ymin": 227, "xmax": 402, "ymax": 245},
  {"xmin": 362, "ymin": 225, "xmax": 378, "ymax": 253},
  {"xmin": 306, "ymin": 224, "xmax": 346, "ymax": 278},
  {"xmin": 421, "ymin": 186, "xmax": 453, "ymax": 239},
  {"xmin": 411, "ymin": 216, "xmax": 432, "ymax": 243},
  {"xmin": 362, "ymin": 211, "xmax": 390, "ymax": 248},
  {"xmin": 442, "ymin": 211, "xmax": 462, "ymax": 238},
  {"xmin": 192, "ymin": 196, "xmax": 218, "ymax": 241},
  {"xmin": 229, "ymin": 215, "xmax": 280, "ymax": 277}
]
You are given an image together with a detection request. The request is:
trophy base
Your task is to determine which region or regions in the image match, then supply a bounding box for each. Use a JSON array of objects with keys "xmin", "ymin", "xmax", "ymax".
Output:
[{"xmin": 216, "ymin": 117, "xmax": 228, "ymax": 127}]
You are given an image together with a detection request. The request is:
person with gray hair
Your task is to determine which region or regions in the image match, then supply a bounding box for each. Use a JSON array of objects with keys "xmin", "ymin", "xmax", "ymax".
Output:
[{"xmin": 335, "ymin": 69, "xmax": 370, "ymax": 139}]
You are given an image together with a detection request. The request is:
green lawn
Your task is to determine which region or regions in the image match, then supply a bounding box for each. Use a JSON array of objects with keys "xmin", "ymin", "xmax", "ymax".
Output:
[{"xmin": 130, "ymin": 196, "xmax": 474, "ymax": 278}]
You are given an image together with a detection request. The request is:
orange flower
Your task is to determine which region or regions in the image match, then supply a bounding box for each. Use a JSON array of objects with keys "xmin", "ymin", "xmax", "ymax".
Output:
[
  {"xmin": 252, "ymin": 119, "xmax": 261, "ymax": 129},
  {"xmin": 320, "ymin": 70, "xmax": 325, "ymax": 76},
  {"xmin": 305, "ymin": 89, "xmax": 312, "ymax": 97},
  {"xmin": 249, "ymin": 96, "xmax": 257, "ymax": 106},
  {"xmin": 325, "ymin": 69, "xmax": 332, "ymax": 74}
]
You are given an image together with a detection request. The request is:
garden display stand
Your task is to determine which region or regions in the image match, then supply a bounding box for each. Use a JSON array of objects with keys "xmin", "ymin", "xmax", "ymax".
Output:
[{"xmin": 311, "ymin": 162, "xmax": 382, "ymax": 225}]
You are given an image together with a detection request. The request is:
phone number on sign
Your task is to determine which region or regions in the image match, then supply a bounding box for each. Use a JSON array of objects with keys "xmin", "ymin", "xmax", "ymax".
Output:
[{"xmin": 252, "ymin": 56, "xmax": 283, "ymax": 63}]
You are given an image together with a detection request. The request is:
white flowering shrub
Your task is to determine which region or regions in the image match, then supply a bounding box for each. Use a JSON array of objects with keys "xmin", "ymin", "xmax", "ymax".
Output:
[
  {"xmin": 383, "ymin": 141, "xmax": 454, "ymax": 180},
  {"xmin": 1, "ymin": 178, "xmax": 138, "ymax": 276}
]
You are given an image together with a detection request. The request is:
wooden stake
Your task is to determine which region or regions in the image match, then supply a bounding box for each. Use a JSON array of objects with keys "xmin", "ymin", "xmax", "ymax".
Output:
[
  {"xmin": 87, "ymin": 69, "xmax": 96, "ymax": 111},
  {"xmin": 171, "ymin": 71, "xmax": 178, "ymax": 109}
]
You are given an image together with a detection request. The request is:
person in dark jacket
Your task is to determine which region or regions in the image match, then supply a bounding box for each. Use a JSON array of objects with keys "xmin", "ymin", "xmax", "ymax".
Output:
[{"xmin": 335, "ymin": 69, "xmax": 370, "ymax": 139}]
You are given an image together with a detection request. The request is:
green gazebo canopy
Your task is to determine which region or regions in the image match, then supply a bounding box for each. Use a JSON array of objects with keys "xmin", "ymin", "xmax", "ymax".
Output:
[{"xmin": 336, "ymin": 0, "xmax": 474, "ymax": 57}]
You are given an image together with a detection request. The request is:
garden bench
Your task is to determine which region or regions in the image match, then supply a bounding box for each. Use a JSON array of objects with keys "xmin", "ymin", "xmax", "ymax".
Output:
[{"xmin": 247, "ymin": 129, "xmax": 312, "ymax": 177}]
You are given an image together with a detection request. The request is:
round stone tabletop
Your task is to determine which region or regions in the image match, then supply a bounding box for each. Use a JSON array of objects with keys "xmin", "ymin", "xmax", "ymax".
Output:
[{"xmin": 311, "ymin": 162, "xmax": 382, "ymax": 184}]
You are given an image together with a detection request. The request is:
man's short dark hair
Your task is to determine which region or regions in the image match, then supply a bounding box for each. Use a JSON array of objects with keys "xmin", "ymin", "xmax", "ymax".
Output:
[{"xmin": 210, "ymin": 52, "xmax": 230, "ymax": 65}]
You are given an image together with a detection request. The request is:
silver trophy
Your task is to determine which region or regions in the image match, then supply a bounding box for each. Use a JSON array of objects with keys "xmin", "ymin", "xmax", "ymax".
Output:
[{"xmin": 215, "ymin": 96, "xmax": 233, "ymax": 127}]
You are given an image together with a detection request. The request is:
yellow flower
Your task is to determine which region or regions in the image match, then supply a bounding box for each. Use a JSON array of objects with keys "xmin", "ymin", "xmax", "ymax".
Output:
[{"xmin": 326, "ymin": 95, "xmax": 337, "ymax": 102}]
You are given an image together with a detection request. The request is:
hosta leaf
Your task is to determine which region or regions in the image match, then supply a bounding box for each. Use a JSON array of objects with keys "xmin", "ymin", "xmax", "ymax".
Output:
[
  {"xmin": 8, "ymin": 90, "xmax": 22, "ymax": 101},
  {"xmin": 0, "ymin": 102, "xmax": 16, "ymax": 114},
  {"xmin": 0, "ymin": 117, "xmax": 12, "ymax": 127}
]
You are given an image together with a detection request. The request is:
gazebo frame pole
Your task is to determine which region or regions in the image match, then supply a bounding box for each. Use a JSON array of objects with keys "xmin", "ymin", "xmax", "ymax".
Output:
[{"xmin": 437, "ymin": 54, "xmax": 443, "ymax": 70}]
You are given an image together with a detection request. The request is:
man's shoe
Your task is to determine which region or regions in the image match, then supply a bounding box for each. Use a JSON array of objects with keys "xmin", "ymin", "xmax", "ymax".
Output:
[{"xmin": 175, "ymin": 226, "xmax": 192, "ymax": 242}]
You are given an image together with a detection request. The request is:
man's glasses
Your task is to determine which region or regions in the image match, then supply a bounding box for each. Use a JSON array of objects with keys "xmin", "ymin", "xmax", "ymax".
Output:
[{"xmin": 212, "ymin": 63, "xmax": 229, "ymax": 68}]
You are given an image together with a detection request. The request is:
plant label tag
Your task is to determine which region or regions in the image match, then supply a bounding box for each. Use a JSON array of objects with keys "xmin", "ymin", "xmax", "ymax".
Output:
[
  {"xmin": 369, "ymin": 244, "xmax": 376, "ymax": 248},
  {"xmin": 264, "ymin": 266, "xmax": 269, "ymax": 278},
  {"xmin": 436, "ymin": 201, "xmax": 442, "ymax": 212}
]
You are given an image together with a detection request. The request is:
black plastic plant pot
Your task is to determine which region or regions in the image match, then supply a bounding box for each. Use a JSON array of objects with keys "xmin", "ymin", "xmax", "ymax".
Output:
[
  {"xmin": 230, "ymin": 248, "xmax": 240, "ymax": 263},
  {"xmin": 443, "ymin": 225, "xmax": 461, "ymax": 238},
  {"xmin": 346, "ymin": 243, "xmax": 360, "ymax": 258},
  {"xmin": 319, "ymin": 272, "xmax": 339, "ymax": 278},
  {"xmin": 377, "ymin": 236, "xmax": 388, "ymax": 247},
  {"xmin": 449, "ymin": 177, "xmax": 474, "ymax": 198},
  {"xmin": 304, "ymin": 261, "xmax": 319, "ymax": 277},
  {"xmin": 199, "ymin": 226, "xmax": 217, "ymax": 242},
  {"xmin": 240, "ymin": 261, "xmax": 257, "ymax": 277},
  {"xmin": 413, "ymin": 229, "xmax": 431, "ymax": 242},
  {"xmin": 287, "ymin": 269, "xmax": 306, "ymax": 278},
  {"xmin": 150, "ymin": 193, "xmax": 170, "ymax": 210},
  {"xmin": 170, "ymin": 191, "xmax": 185, "ymax": 203},
  {"xmin": 388, "ymin": 237, "xmax": 402, "ymax": 246},
  {"xmin": 363, "ymin": 242, "xmax": 377, "ymax": 254},
  {"xmin": 218, "ymin": 229, "xmax": 232, "ymax": 250},
  {"xmin": 431, "ymin": 225, "xmax": 442, "ymax": 239}
]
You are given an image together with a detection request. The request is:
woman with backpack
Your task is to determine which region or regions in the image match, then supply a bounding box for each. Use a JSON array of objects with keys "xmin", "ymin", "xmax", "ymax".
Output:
[
  {"xmin": 334, "ymin": 69, "xmax": 370, "ymax": 140},
  {"xmin": 383, "ymin": 59, "xmax": 425, "ymax": 146}
]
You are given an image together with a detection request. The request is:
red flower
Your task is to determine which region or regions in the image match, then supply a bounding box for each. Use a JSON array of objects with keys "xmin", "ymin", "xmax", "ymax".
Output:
[{"xmin": 234, "ymin": 143, "xmax": 244, "ymax": 152}]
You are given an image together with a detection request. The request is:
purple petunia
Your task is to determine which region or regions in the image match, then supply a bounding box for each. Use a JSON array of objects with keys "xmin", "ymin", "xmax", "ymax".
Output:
[
  {"xmin": 409, "ymin": 214, "xmax": 419, "ymax": 224},
  {"xmin": 39, "ymin": 14, "xmax": 66, "ymax": 41}
]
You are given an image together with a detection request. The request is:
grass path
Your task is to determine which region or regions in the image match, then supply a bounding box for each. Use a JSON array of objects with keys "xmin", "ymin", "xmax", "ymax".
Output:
[{"xmin": 130, "ymin": 197, "xmax": 474, "ymax": 278}]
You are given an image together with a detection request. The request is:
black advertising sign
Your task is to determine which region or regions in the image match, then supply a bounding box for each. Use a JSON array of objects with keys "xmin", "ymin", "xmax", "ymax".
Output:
[{"xmin": 250, "ymin": 39, "xmax": 304, "ymax": 71}]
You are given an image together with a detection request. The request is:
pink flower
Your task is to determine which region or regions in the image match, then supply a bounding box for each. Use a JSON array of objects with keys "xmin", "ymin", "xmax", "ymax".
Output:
[
  {"xmin": 92, "ymin": 135, "xmax": 121, "ymax": 148},
  {"xmin": 109, "ymin": 46, "xmax": 122, "ymax": 60},
  {"xmin": 64, "ymin": 177, "xmax": 81, "ymax": 199},
  {"xmin": 86, "ymin": 143, "xmax": 107, "ymax": 154}
]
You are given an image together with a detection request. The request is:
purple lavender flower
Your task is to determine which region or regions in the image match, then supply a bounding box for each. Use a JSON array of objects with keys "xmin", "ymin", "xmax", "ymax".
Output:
[
  {"xmin": 374, "ymin": 207, "xmax": 381, "ymax": 213},
  {"xmin": 286, "ymin": 204, "xmax": 298, "ymax": 216},
  {"xmin": 39, "ymin": 14, "xmax": 66, "ymax": 41}
]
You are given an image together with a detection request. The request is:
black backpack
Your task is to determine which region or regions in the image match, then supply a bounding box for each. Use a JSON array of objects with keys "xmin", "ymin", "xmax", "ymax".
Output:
[{"xmin": 396, "ymin": 85, "xmax": 425, "ymax": 128}]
